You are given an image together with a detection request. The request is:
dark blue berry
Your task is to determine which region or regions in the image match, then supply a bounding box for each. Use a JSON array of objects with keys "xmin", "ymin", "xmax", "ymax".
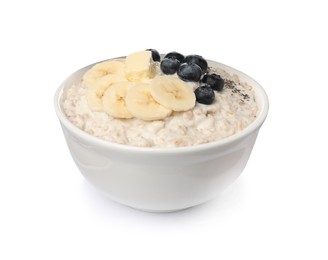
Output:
[
  {"xmin": 177, "ymin": 63, "xmax": 202, "ymax": 82},
  {"xmin": 184, "ymin": 55, "xmax": 208, "ymax": 74},
  {"xmin": 164, "ymin": 52, "xmax": 185, "ymax": 63},
  {"xmin": 194, "ymin": 84, "xmax": 215, "ymax": 105},
  {"xmin": 201, "ymin": 73, "xmax": 224, "ymax": 91},
  {"xmin": 146, "ymin": 49, "xmax": 161, "ymax": 62},
  {"xmin": 160, "ymin": 58, "xmax": 180, "ymax": 74}
]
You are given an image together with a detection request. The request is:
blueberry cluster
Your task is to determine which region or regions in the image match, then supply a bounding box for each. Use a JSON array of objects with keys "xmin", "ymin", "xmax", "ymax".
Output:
[{"xmin": 147, "ymin": 49, "xmax": 224, "ymax": 105}]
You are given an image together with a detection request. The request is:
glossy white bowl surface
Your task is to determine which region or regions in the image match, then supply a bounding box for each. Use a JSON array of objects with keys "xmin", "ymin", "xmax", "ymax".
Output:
[{"xmin": 54, "ymin": 59, "xmax": 269, "ymax": 212}]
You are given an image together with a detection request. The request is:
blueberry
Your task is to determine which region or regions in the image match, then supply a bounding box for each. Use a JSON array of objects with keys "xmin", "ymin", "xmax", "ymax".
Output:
[
  {"xmin": 164, "ymin": 52, "xmax": 185, "ymax": 63},
  {"xmin": 177, "ymin": 63, "xmax": 202, "ymax": 82},
  {"xmin": 184, "ymin": 55, "xmax": 208, "ymax": 74},
  {"xmin": 194, "ymin": 84, "xmax": 215, "ymax": 105},
  {"xmin": 160, "ymin": 58, "xmax": 180, "ymax": 74},
  {"xmin": 201, "ymin": 73, "xmax": 224, "ymax": 91},
  {"xmin": 146, "ymin": 49, "xmax": 161, "ymax": 62}
]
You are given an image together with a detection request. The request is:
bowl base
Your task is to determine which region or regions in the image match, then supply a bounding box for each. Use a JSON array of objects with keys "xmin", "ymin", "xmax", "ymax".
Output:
[{"xmin": 128, "ymin": 205, "xmax": 195, "ymax": 213}]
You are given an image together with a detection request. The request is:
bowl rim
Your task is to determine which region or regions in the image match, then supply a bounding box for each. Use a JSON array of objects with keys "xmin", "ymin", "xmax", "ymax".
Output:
[{"xmin": 54, "ymin": 58, "xmax": 269, "ymax": 155}]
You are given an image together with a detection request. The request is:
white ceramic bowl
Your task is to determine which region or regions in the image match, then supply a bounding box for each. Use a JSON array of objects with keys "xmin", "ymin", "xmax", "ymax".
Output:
[{"xmin": 54, "ymin": 58, "xmax": 269, "ymax": 212}]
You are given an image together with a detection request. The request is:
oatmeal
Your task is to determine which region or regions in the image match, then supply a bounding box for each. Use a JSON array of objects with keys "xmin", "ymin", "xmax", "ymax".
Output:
[{"xmin": 61, "ymin": 50, "xmax": 258, "ymax": 147}]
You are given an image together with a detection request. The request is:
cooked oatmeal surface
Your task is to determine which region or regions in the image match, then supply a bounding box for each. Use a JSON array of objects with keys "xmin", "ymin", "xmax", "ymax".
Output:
[{"xmin": 62, "ymin": 65, "xmax": 258, "ymax": 147}]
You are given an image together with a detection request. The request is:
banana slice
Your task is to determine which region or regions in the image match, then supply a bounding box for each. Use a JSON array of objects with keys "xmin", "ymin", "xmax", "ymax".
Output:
[
  {"xmin": 86, "ymin": 74, "xmax": 127, "ymax": 112},
  {"xmin": 102, "ymin": 82, "xmax": 136, "ymax": 119},
  {"xmin": 86, "ymin": 89, "xmax": 103, "ymax": 112},
  {"xmin": 91, "ymin": 74, "xmax": 127, "ymax": 93},
  {"xmin": 125, "ymin": 51, "xmax": 156, "ymax": 82},
  {"xmin": 126, "ymin": 83, "xmax": 172, "ymax": 121},
  {"xmin": 83, "ymin": 60, "xmax": 125, "ymax": 87},
  {"xmin": 150, "ymin": 75, "xmax": 196, "ymax": 112}
]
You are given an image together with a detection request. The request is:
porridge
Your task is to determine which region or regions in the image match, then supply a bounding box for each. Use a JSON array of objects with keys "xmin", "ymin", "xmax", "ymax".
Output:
[{"xmin": 62, "ymin": 50, "xmax": 258, "ymax": 148}]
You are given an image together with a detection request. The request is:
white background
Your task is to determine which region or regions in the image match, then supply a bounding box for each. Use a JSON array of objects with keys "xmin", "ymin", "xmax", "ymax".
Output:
[{"xmin": 1, "ymin": 0, "xmax": 327, "ymax": 259}]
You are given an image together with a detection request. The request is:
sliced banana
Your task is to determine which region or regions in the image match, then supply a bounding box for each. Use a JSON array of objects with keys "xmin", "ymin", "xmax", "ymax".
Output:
[
  {"xmin": 90, "ymin": 74, "xmax": 127, "ymax": 93},
  {"xmin": 83, "ymin": 60, "xmax": 125, "ymax": 87},
  {"xmin": 86, "ymin": 89, "xmax": 103, "ymax": 112},
  {"xmin": 150, "ymin": 75, "xmax": 196, "ymax": 112},
  {"xmin": 86, "ymin": 74, "xmax": 127, "ymax": 112},
  {"xmin": 124, "ymin": 51, "xmax": 156, "ymax": 82},
  {"xmin": 126, "ymin": 83, "xmax": 172, "ymax": 121},
  {"xmin": 102, "ymin": 82, "xmax": 136, "ymax": 119}
]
